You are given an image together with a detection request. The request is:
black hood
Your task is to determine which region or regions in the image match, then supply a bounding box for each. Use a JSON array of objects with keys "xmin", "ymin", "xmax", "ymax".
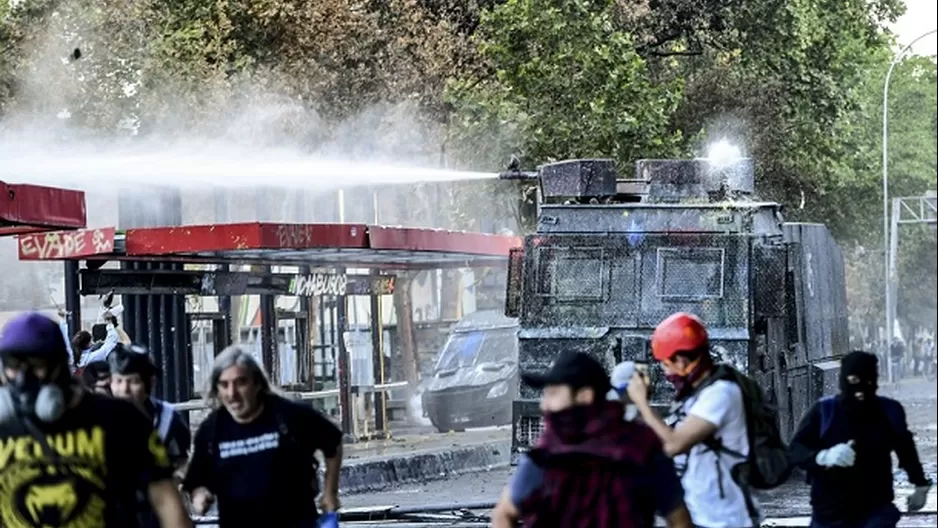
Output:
[{"xmin": 840, "ymin": 350, "xmax": 878, "ymax": 401}]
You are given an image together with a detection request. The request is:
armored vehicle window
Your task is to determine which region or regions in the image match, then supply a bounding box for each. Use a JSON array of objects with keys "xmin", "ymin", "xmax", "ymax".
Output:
[
  {"xmin": 536, "ymin": 247, "xmax": 605, "ymax": 301},
  {"xmin": 656, "ymin": 247, "xmax": 725, "ymax": 299}
]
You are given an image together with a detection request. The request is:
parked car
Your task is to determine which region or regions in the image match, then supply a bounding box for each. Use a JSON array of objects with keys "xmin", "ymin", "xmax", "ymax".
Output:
[{"xmin": 422, "ymin": 310, "xmax": 519, "ymax": 433}]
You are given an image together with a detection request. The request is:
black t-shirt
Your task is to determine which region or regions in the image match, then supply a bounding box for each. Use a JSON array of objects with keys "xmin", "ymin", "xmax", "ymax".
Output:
[
  {"xmin": 136, "ymin": 399, "xmax": 192, "ymax": 528},
  {"xmin": 183, "ymin": 394, "xmax": 343, "ymax": 528},
  {"xmin": 0, "ymin": 392, "xmax": 173, "ymax": 528}
]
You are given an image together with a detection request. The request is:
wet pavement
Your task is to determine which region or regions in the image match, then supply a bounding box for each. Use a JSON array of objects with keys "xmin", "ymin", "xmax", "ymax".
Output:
[
  {"xmin": 343, "ymin": 378, "xmax": 938, "ymax": 522},
  {"xmin": 341, "ymin": 426, "xmax": 510, "ymax": 463}
]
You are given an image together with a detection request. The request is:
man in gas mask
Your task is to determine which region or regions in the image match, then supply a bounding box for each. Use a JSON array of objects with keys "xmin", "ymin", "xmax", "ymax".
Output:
[
  {"xmin": 0, "ymin": 312, "xmax": 191, "ymax": 528},
  {"xmin": 789, "ymin": 350, "xmax": 932, "ymax": 528}
]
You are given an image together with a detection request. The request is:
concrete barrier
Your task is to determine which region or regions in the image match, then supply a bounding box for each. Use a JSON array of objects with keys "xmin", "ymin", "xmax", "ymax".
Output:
[{"xmin": 338, "ymin": 440, "xmax": 510, "ymax": 494}]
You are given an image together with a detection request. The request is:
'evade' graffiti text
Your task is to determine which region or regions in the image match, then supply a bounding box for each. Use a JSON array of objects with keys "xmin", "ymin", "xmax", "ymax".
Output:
[
  {"xmin": 18, "ymin": 229, "xmax": 115, "ymax": 260},
  {"xmin": 289, "ymin": 273, "xmax": 347, "ymax": 296}
]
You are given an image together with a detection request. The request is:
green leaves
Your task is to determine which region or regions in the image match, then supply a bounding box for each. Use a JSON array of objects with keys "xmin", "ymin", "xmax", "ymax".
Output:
[{"xmin": 446, "ymin": 0, "xmax": 682, "ymax": 172}]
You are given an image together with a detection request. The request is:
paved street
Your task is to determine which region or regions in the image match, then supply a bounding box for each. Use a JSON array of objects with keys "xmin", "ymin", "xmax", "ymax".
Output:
[{"xmin": 344, "ymin": 378, "xmax": 938, "ymax": 520}]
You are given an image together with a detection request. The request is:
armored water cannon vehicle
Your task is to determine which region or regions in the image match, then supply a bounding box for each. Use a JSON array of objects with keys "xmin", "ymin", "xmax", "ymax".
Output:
[{"xmin": 501, "ymin": 157, "xmax": 848, "ymax": 462}]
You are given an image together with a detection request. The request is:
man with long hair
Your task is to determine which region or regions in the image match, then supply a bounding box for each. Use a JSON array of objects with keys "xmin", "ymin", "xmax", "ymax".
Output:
[{"xmin": 183, "ymin": 345, "xmax": 344, "ymax": 528}]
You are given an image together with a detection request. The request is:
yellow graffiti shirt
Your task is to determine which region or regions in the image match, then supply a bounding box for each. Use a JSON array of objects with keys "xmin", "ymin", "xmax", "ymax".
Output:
[{"xmin": 0, "ymin": 392, "xmax": 173, "ymax": 528}]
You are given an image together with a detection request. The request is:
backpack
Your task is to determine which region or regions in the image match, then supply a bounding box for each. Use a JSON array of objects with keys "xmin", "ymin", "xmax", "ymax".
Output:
[{"xmin": 698, "ymin": 364, "xmax": 792, "ymax": 490}]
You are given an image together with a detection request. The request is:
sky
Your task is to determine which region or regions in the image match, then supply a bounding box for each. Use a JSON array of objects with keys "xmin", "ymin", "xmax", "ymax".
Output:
[{"xmin": 891, "ymin": 0, "xmax": 937, "ymax": 55}]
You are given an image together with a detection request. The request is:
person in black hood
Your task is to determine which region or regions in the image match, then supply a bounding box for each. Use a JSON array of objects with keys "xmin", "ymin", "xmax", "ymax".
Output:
[
  {"xmin": 80, "ymin": 359, "xmax": 112, "ymax": 395},
  {"xmin": 789, "ymin": 351, "xmax": 932, "ymax": 528}
]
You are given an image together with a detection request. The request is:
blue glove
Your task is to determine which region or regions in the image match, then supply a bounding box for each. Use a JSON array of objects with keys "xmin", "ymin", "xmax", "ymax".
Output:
[{"xmin": 318, "ymin": 512, "xmax": 339, "ymax": 528}]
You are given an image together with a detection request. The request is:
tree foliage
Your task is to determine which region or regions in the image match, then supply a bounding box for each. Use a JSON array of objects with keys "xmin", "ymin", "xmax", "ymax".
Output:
[
  {"xmin": 1, "ymin": 0, "xmax": 935, "ymax": 331},
  {"xmin": 446, "ymin": 0, "xmax": 683, "ymax": 171}
]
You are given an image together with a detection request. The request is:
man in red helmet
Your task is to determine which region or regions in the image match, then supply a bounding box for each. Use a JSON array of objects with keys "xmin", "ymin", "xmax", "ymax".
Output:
[{"xmin": 627, "ymin": 312, "xmax": 759, "ymax": 528}]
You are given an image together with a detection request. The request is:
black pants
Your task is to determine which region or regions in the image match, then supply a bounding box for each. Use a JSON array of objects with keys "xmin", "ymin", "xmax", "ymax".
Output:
[{"xmin": 810, "ymin": 504, "xmax": 901, "ymax": 528}]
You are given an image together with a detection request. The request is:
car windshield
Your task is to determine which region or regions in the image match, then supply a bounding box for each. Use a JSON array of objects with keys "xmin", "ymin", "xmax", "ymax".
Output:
[
  {"xmin": 435, "ymin": 330, "xmax": 516, "ymax": 371},
  {"xmin": 476, "ymin": 331, "xmax": 516, "ymax": 364}
]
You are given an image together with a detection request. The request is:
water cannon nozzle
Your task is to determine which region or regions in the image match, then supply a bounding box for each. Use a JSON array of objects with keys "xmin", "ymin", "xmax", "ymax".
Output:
[{"xmin": 498, "ymin": 170, "xmax": 540, "ymax": 181}]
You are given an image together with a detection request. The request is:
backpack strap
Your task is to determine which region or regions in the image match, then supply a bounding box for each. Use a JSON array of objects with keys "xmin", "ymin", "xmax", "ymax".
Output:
[
  {"xmin": 267, "ymin": 395, "xmax": 297, "ymax": 447},
  {"xmin": 154, "ymin": 398, "xmax": 176, "ymax": 442},
  {"xmin": 818, "ymin": 396, "xmax": 837, "ymax": 439}
]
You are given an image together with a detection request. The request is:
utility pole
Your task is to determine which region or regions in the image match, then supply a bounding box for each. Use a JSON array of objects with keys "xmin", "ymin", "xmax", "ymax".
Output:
[
  {"xmin": 881, "ymin": 28, "xmax": 936, "ymax": 383},
  {"xmin": 886, "ymin": 192, "xmax": 937, "ymax": 381}
]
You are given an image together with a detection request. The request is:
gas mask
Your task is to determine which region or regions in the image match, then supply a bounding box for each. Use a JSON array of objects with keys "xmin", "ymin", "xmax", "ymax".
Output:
[{"xmin": 0, "ymin": 364, "xmax": 68, "ymax": 425}]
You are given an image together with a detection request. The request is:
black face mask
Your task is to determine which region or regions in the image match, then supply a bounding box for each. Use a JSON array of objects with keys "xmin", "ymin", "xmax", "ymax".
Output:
[{"xmin": 840, "ymin": 351, "xmax": 878, "ymax": 407}]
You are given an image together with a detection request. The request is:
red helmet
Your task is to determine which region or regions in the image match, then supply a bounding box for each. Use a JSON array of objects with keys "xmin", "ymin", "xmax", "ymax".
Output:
[{"xmin": 651, "ymin": 312, "xmax": 708, "ymax": 361}]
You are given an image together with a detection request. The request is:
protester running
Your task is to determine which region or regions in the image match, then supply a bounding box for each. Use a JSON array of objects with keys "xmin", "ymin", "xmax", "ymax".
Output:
[
  {"xmin": 788, "ymin": 350, "xmax": 933, "ymax": 528},
  {"xmin": 183, "ymin": 345, "xmax": 344, "ymax": 528},
  {"xmin": 0, "ymin": 312, "xmax": 191, "ymax": 528},
  {"xmin": 492, "ymin": 350, "xmax": 692, "ymax": 528},
  {"xmin": 108, "ymin": 343, "xmax": 192, "ymax": 528},
  {"xmin": 628, "ymin": 312, "xmax": 764, "ymax": 528},
  {"xmin": 109, "ymin": 343, "xmax": 191, "ymax": 468}
]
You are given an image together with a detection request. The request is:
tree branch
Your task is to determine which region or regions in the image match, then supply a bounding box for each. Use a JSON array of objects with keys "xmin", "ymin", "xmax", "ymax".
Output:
[{"xmin": 647, "ymin": 49, "xmax": 703, "ymax": 57}]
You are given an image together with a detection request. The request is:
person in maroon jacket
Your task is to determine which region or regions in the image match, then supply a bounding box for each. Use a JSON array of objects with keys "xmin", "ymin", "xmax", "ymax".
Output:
[{"xmin": 492, "ymin": 351, "xmax": 692, "ymax": 528}]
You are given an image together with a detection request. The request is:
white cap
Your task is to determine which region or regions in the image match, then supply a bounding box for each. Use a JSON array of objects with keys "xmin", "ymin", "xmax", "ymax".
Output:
[{"xmin": 606, "ymin": 361, "xmax": 636, "ymax": 401}]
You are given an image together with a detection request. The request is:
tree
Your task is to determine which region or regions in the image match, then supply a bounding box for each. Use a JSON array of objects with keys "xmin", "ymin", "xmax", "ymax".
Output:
[
  {"xmin": 445, "ymin": 0, "xmax": 684, "ymax": 173},
  {"xmin": 827, "ymin": 54, "xmax": 937, "ymax": 338},
  {"xmin": 444, "ymin": 0, "xmax": 918, "ymax": 243}
]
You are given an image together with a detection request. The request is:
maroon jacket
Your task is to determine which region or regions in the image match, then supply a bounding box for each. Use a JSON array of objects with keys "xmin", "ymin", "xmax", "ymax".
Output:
[{"xmin": 519, "ymin": 401, "xmax": 666, "ymax": 528}]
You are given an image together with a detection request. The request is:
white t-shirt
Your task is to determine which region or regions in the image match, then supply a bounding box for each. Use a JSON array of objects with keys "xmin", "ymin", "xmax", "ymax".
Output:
[{"xmin": 674, "ymin": 380, "xmax": 760, "ymax": 528}]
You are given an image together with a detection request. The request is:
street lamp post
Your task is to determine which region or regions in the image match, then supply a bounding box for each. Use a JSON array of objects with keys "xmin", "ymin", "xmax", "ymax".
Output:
[{"xmin": 882, "ymin": 28, "xmax": 936, "ymax": 384}]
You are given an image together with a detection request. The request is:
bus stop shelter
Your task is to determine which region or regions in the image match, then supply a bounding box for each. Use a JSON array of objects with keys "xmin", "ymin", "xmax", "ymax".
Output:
[
  {"xmin": 1, "ymin": 181, "xmax": 86, "ymax": 236},
  {"xmin": 19, "ymin": 221, "xmax": 520, "ymax": 437}
]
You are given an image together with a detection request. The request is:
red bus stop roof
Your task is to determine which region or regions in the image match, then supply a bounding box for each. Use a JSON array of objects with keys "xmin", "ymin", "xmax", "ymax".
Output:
[
  {"xmin": 18, "ymin": 222, "xmax": 521, "ymax": 269},
  {"xmin": 0, "ymin": 181, "xmax": 87, "ymax": 236}
]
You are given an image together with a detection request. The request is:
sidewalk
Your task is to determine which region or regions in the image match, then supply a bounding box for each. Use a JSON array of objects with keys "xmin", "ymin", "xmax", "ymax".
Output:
[
  {"xmin": 343, "ymin": 426, "xmax": 510, "ymax": 462},
  {"xmin": 336, "ymin": 426, "xmax": 510, "ymax": 493}
]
